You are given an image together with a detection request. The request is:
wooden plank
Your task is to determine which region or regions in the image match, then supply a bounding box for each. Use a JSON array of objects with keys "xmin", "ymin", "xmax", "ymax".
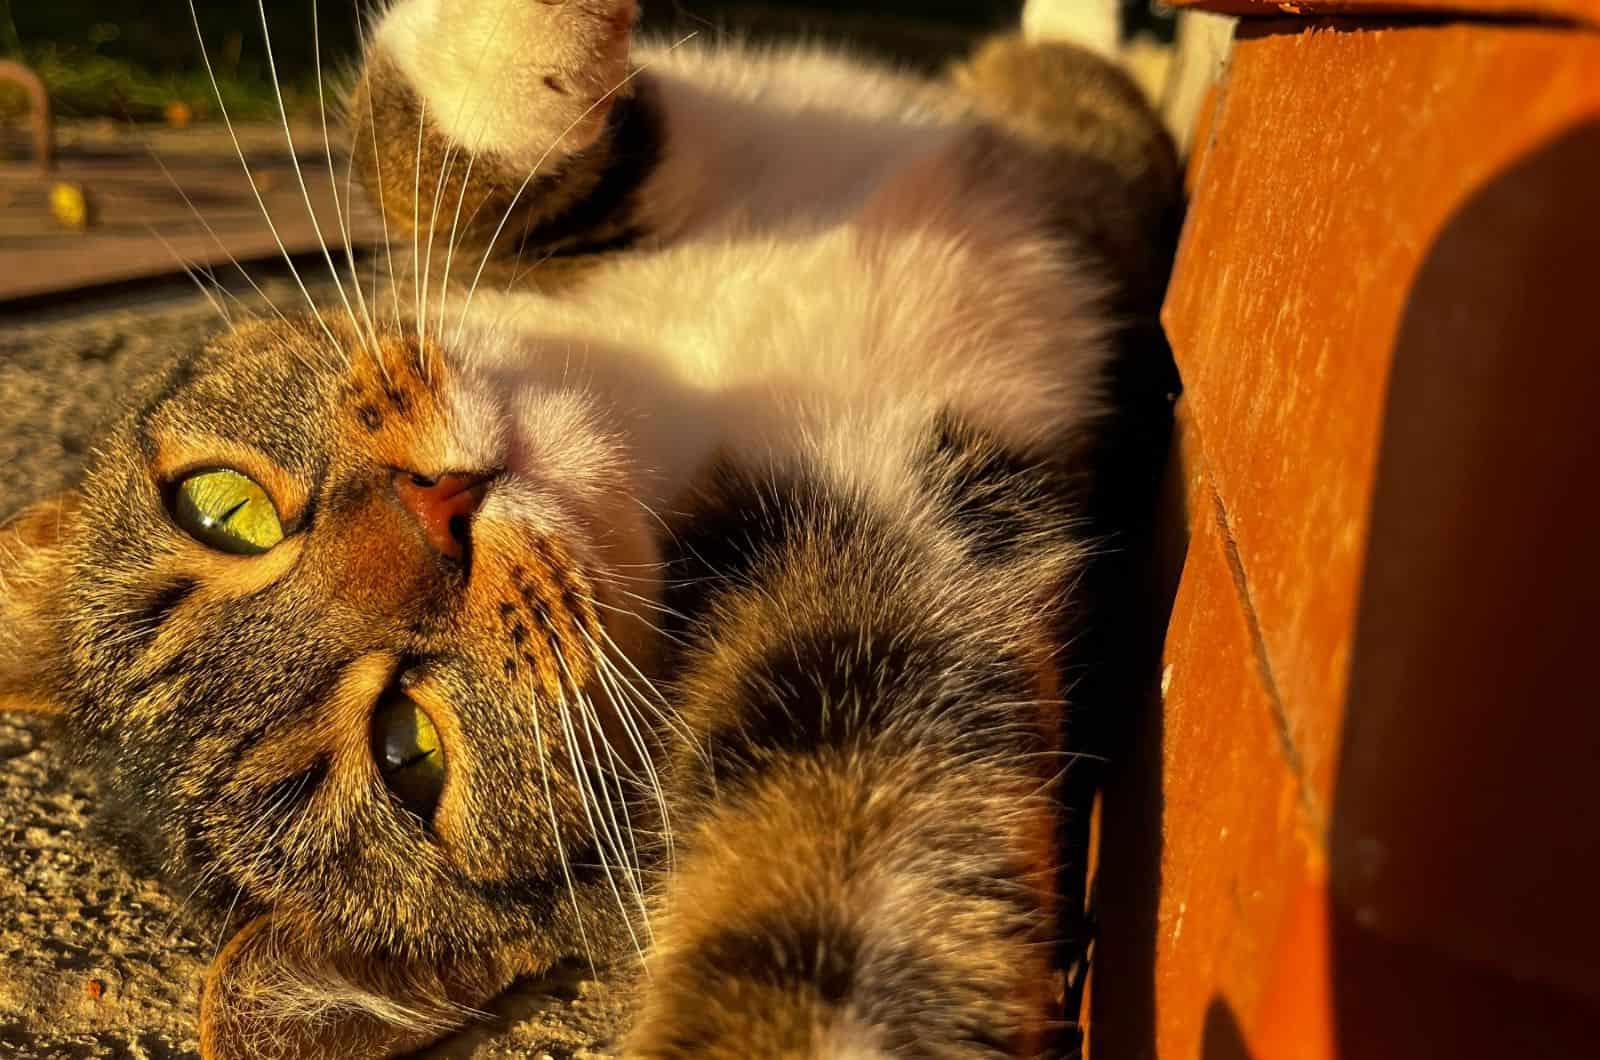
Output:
[
  {"xmin": 1168, "ymin": 0, "xmax": 1600, "ymax": 25},
  {"xmin": 1250, "ymin": 882, "xmax": 1600, "ymax": 1060},
  {"xmin": 1151, "ymin": 449, "xmax": 1321, "ymax": 1058},
  {"xmin": 1328, "ymin": 68, "xmax": 1600, "ymax": 1004},
  {"xmin": 1163, "ymin": 18, "xmax": 1600, "ymax": 813}
]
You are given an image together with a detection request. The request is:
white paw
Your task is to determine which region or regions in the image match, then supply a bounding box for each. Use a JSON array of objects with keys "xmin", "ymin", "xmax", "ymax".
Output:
[
  {"xmin": 376, "ymin": 0, "xmax": 639, "ymax": 170},
  {"xmin": 1022, "ymin": 0, "xmax": 1121, "ymax": 56}
]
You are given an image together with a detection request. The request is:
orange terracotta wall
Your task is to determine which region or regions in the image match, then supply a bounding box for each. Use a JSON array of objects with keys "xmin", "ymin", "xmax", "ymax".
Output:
[{"xmin": 1092, "ymin": 8, "xmax": 1600, "ymax": 1058}]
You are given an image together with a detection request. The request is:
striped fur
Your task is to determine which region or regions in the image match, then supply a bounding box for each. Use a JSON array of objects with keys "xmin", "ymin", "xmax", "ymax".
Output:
[{"xmin": 633, "ymin": 433, "xmax": 1082, "ymax": 1057}]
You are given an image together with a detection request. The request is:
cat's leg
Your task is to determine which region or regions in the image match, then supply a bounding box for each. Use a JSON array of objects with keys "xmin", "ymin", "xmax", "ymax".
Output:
[
  {"xmin": 629, "ymin": 436, "xmax": 1083, "ymax": 1059},
  {"xmin": 952, "ymin": 2, "xmax": 1181, "ymax": 312},
  {"xmin": 349, "ymin": 0, "xmax": 660, "ymax": 280},
  {"xmin": 349, "ymin": 0, "xmax": 968, "ymax": 286}
]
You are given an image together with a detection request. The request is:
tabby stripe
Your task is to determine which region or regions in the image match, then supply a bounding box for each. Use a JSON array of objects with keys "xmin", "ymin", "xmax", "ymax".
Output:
[
  {"xmin": 922, "ymin": 412, "xmax": 1081, "ymax": 564},
  {"xmin": 132, "ymin": 345, "xmax": 204, "ymax": 460},
  {"xmin": 700, "ymin": 623, "xmax": 1044, "ymax": 799},
  {"xmin": 661, "ymin": 458, "xmax": 882, "ymax": 642},
  {"xmin": 691, "ymin": 914, "xmax": 863, "ymax": 1006},
  {"xmin": 130, "ymin": 577, "xmax": 198, "ymax": 648}
]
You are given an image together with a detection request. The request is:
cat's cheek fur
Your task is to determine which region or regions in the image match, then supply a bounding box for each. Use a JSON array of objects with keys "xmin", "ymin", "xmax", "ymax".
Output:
[
  {"xmin": 375, "ymin": 0, "xmax": 638, "ymax": 168},
  {"xmin": 199, "ymin": 912, "xmax": 530, "ymax": 1060},
  {"xmin": 0, "ymin": 492, "xmax": 77, "ymax": 714}
]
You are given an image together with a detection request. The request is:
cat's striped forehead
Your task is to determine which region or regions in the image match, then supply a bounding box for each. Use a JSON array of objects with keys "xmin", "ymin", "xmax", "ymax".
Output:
[{"xmin": 121, "ymin": 314, "xmax": 492, "ymax": 494}]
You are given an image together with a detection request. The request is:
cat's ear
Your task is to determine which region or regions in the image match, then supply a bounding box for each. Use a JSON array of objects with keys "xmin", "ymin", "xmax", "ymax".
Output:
[
  {"xmin": 200, "ymin": 912, "xmax": 523, "ymax": 1060},
  {"xmin": 0, "ymin": 492, "xmax": 79, "ymax": 714}
]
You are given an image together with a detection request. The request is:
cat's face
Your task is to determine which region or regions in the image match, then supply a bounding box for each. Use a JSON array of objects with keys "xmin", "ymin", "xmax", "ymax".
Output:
[{"xmin": 0, "ymin": 311, "xmax": 662, "ymax": 971}]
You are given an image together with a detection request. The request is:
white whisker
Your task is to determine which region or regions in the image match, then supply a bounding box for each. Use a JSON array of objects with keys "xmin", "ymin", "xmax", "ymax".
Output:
[
  {"xmin": 418, "ymin": 136, "xmax": 462, "ymax": 356},
  {"xmin": 145, "ymin": 224, "xmax": 232, "ymax": 324},
  {"xmin": 554, "ymin": 679, "xmax": 648, "ymax": 965},
  {"xmin": 525, "ymin": 683, "xmax": 595, "ymax": 973},
  {"xmin": 352, "ymin": 2, "xmax": 403, "ymax": 339},
  {"xmin": 586, "ymin": 649, "xmax": 676, "ymax": 872},
  {"xmin": 590, "ymin": 619, "xmax": 697, "ymax": 737},
  {"xmin": 145, "ymin": 148, "xmax": 290, "ymax": 325},
  {"xmin": 435, "ymin": 142, "xmax": 479, "ymax": 350},
  {"xmin": 312, "ymin": 0, "xmax": 381, "ymax": 352},
  {"xmin": 555, "ymin": 651, "xmax": 654, "ymax": 924},
  {"xmin": 185, "ymin": 0, "xmax": 341, "ymax": 363},
  {"xmin": 161, "ymin": 859, "xmax": 226, "ymax": 949},
  {"xmin": 412, "ymin": 95, "xmax": 427, "ymax": 348},
  {"xmin": 256, "ymin": 0, "xmax": 360, "ymax": 364}
]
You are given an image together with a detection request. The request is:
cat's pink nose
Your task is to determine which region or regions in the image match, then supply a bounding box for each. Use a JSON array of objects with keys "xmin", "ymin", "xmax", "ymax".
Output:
[{"xmin": 392, "ymin": 471, "xmax": 492, "ymax": 561}]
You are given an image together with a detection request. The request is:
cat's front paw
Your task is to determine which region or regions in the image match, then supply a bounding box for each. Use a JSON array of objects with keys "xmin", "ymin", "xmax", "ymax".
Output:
[{"xmin": 375, "ymin": 0, "xmax": 639, "ymax": 169}]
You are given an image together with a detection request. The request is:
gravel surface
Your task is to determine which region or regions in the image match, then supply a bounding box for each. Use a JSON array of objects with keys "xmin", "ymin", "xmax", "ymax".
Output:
[{"xmin": 0, "ymin": 282, "xmax": 633, "ymax": 1058}]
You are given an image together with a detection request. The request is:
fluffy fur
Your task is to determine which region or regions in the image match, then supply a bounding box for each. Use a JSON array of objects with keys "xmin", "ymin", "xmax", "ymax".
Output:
[{"xmin": 0, "ymin": 1, "xmax": 1179, "ymax": 1056}]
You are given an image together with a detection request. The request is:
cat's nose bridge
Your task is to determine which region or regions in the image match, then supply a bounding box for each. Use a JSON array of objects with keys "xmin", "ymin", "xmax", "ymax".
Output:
[{"xmin": 391, "ymin": 471, "xmax": 493, "ymax": 561}]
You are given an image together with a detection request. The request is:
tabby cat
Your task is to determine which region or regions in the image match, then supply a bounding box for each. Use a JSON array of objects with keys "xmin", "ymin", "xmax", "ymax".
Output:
[{"xmin": 0, "ymin": 0, "xmax": 1179, "ymax": 1055}]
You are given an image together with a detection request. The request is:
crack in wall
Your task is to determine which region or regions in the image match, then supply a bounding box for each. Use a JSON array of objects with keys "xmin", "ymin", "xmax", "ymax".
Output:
[{"xmin": 1209, "ymin": 485, "xmax": 1326, "ymax": 830}]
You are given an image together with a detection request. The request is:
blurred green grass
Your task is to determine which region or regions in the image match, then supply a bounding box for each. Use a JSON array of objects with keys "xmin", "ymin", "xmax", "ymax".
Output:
[
  {"xmin": 0, "ymin": 2, "xmax": 1023, "ymax": 124},
  {"xmin": 0, "ymin": 1, "xmax": 341, "ymax": 122}
]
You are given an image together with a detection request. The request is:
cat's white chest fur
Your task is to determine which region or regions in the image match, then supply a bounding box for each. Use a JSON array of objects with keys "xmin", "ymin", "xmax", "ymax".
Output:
[
  {"xmin": 397, "ymin": 0, "xmax": 1122, "ymax": 523},
  {"xmin": 449, "ymin": 146, "xmax": 1105, "ymax": 519}
]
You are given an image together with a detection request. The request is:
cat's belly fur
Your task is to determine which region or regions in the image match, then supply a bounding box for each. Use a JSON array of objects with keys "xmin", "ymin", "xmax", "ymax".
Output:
[{"xmin": 451, "ymin": 136, "xmax": 1108, "ymax": 521}]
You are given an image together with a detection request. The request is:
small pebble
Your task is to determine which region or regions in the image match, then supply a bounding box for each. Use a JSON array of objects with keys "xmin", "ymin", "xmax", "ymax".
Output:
[{"xmin": 48, "ymin": 183, "xmax": 95, "ymax": 231}]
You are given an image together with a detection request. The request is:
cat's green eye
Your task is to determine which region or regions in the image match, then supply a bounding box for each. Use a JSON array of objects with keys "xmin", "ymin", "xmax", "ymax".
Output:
[
  {"xmin": 173, "ymin": 469, "xmax": 284, "ymax": 555},
  {"xmin": 371, "ymin": 695, "xmax": 447, "ymax": 825}
]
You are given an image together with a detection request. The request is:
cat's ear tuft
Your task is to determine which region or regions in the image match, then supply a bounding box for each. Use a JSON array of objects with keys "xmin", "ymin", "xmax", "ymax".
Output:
[
  {"xmin": 201, "ymin": 912, "xmax": 522, "ymax": 1060},
  {"xmin": 0, "ymin": 492, "xmax": 79, "ymax": 714}
]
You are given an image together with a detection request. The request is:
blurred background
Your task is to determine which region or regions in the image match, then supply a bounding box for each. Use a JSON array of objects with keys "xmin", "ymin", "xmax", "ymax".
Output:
[
  {"xmin": 0, "ymin": 1, "xmax": 1176, "ymax": 125},
  {"xmin": 0, "ymin": 1, "xmax": 1186, "ymax": 303}
]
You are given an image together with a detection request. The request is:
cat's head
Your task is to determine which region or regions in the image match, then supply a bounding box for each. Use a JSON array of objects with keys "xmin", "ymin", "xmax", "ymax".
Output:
[{"xmin": 0, "ymin": 311, "xmax": 661, "ymax": 1053}]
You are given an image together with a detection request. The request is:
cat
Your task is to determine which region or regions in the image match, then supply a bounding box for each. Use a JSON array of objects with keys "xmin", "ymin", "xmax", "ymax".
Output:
[{"xmin": 0, "ymin": 0, "xmax": 1179, "ymax": 1056}]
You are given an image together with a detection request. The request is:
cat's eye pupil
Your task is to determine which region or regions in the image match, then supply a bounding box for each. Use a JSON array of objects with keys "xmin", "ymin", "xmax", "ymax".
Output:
[
  {"xmin": 171, "ymin": 469, "xmax": 285, "ymax": 555},
  {"xmin": 371, "ymin": 694, "xmax": 447, "ymax": 826}
]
